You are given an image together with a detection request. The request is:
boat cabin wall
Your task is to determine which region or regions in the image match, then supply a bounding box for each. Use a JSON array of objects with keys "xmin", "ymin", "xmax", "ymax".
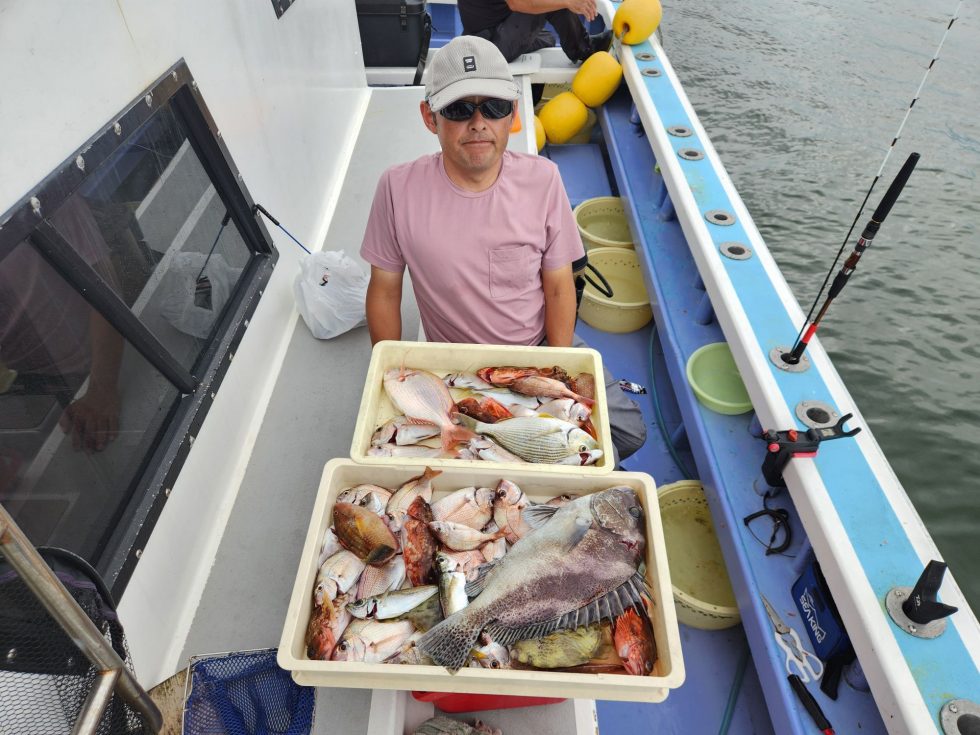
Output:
[{"xmin": 1, "ymin": 1, "xmax": 369, "ymax": 685}]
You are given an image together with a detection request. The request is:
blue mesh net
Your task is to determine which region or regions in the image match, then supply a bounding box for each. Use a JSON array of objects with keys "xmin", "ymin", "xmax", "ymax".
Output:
[{"xmin": 183, "ymin": 649, "xmax": 314, "ymax": 735}]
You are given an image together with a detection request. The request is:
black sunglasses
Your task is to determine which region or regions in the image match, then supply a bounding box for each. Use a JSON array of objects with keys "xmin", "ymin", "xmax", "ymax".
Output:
[{"xmin": 438, "ymin": 98, "xmax": 513, "ymax": 122}]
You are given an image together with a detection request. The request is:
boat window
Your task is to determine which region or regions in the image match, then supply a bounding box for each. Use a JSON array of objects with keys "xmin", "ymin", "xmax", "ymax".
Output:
[{"xmin": 0, "ymin": 60, "xmax": 277, "ymax": 597}]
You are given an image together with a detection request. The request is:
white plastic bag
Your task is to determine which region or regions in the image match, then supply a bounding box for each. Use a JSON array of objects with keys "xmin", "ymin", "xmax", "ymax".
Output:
[
  {"xmin": 293, "ymin": 251, "xmax": 368, "ymax": 339},
  {"xmin": 159, "ymin": 252, "xmax": 240, "ymax": 339}
]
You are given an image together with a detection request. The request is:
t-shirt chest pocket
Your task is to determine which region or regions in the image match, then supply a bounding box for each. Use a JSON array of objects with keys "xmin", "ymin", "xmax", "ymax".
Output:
[{"xmin": 489, "ymin": 245, "xmax": 534, "ymax": 298}]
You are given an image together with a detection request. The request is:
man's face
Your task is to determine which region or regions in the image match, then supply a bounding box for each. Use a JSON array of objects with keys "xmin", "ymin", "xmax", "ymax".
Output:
[{"xmin": 421, "ymin": 96, "xmax": 513, "ymax": 178}]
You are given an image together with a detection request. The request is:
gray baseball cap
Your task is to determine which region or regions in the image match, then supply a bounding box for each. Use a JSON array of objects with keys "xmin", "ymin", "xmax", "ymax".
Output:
[{"xmin": 425, "ymin": 36, "xmax": 521, "ymax": 112}]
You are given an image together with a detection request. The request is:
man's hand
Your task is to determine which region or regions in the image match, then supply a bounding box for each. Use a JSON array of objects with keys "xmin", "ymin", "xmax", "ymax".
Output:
[
  {"xmin": 568, "ymin": 0, "xmax": 598, "ymax": 21},
  {"xmin": 60, "ymin": 385, "xmax": 120, "ymax": 453}
]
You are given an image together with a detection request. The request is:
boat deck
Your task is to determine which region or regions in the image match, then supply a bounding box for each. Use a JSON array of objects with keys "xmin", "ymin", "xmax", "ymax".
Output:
[{"xmin": 175, "ymin": 86, "xmax": 774, "ymax": 733}]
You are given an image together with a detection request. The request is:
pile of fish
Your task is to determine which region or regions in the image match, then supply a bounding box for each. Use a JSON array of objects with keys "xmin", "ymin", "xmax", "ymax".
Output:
[
  {"xmin": 368, "ymin": 365, "xmax": 603, "ymax": 466},
  {"xmin": 414, "ymin": 716, "xmax": 500, "ymax": 735},
  {"xmin": 412, "ymin": 715, "xmax": 502, "ymax": 735},
  {"xmin": 305, "ymin": 468, "xmax": 657, "ymax": 677}
]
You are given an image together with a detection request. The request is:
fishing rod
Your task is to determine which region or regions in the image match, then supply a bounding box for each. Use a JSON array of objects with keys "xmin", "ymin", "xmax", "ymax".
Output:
[
  {"xmin": 783, "ymin": 2, "xmax": 960, "ymax": 365},
  {"xmin": 782, "ymin": 152, "xmax": 919, "ymax": 365}
]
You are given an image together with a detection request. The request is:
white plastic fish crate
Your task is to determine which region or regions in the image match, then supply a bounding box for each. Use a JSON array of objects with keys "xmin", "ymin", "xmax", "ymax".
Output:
[
  {"xmin": 349, "ymin": 340, "xmax": 616, "ymax": 475},
  {"xmin": 277, "ymin": 459, "xmax": 685, "ymax": 703}
]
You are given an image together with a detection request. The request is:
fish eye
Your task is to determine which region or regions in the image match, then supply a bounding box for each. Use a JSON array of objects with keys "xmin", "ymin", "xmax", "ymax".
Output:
[
  {"xmin": 490, "ymin": 660, "xmax": 500, "ymax": 669},
  {"xmin": 338, "ymin": 641, "xmax": 349, "ymax": 651},
  {"xmin": 578, "ymin": 444, "xmax": 589, "ymax": 452},
  {"xmin": 629, "ymin": 506, "xmax": 642, "ymax": 518}
]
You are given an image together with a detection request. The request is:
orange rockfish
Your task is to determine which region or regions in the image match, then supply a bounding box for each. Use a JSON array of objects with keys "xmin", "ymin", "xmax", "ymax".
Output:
[
  {"xmin": 613, "ymin": 607, "xmax": 657, "ymax": 676},
  {"xmin": 383, "ymin": 367, "xmax": 476, "ymax": 451}
]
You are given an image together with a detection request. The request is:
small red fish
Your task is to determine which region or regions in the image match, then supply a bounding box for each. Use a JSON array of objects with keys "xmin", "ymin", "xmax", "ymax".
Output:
[
  {"xmin": 510, "ymin": 375, "xmax": 595, "ymax": 407},
  {"xmin": 571, "ymin": 372, "xmax": 596, "ymax": 401},
  {"xmin": 456, "ymin": 395, "xmax": 514, "ymax": 424},
  {"xmin": 403, "ymin": 496, "xmax": 438, "ymax": 586},
  {"xmin": 613, "ymin": 608, "xmax": 657, "ymax": 676},
  {"xmin": 476, "ymin": 366, "xmax": 541, "ymax": 386},
  {"xmin": 306, "ymin": 593, "xmax": 351, "ymax": 660}
]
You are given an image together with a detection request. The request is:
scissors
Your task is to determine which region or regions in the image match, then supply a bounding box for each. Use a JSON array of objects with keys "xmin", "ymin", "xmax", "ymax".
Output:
[{"xmin": 762, "ymin": 595, "xmax": 824, "ymax": 683}]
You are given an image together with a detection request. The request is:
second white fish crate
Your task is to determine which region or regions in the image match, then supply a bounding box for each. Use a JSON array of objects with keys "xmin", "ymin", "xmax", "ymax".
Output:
[
  {"xmin": 350, "ymin": 340, "xmax": 616, "ymax": 474},
  {"xmin": 277, "ymin": 459, "xmax": 685, "ymax": 703}
]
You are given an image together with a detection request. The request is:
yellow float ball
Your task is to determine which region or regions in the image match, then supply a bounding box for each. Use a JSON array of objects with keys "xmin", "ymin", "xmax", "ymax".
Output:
[
  {"xmin": 613, "ymin": 0, "xmax": 663, "ymax": 45},
  {"xmin": 534, "ymin": 115, "xmax": 546, "ymax": 152},
  {"xmin": 538, "ymin": 92, "xmax": 589, "ymax": 145},
  {"xmin": 572, "ymin": 51, "xmax": 624, "ymax": 108}
]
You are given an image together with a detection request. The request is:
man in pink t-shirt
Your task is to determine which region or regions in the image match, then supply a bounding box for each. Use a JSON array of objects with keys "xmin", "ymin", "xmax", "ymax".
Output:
[{"xmin": 361, "ymin": 35, "xmax": 583, "ymax": 348}]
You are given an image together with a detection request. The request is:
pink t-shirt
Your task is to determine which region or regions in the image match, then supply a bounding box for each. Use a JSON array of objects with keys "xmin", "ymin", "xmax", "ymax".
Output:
[{"xmin": 360, "ymin": 151, "xmax": 585, "ymax": 346}]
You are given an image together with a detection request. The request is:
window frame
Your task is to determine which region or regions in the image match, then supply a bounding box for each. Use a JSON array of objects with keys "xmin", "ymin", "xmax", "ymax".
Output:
[{"xmin": 0, "ymin": 59, "xmax": 279, "ymax": 599}]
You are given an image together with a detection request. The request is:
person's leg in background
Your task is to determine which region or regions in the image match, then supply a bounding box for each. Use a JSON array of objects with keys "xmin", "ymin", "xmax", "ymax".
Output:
[{"xmin": 473, "ymin": 13, "xmax": 555, "ymax": 62}]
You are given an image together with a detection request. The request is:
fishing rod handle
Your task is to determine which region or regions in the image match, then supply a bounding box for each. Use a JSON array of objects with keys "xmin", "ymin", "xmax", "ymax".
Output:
[{"xmin": 870, "ymin": 152, "xmax": 920, "ymax": 225}]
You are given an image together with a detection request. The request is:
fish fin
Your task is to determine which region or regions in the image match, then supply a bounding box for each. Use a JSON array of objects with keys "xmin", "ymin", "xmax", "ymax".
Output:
[
  {"xmin": 523, "ymin": 503, "xmax": 560, "ymax": 529},
  {"xmin": 442, "ymin": 423, "xmax": 478, "ymax": 452},
  {"xmin": 417, "ymin": 610, "xmax": 485, "ymax": 671},
  {"xmin": 464, "ymin": 561, "xmax": 500, "ymax": 598},
  {"xmin": 365, "ymin": 545, "xmax": 397, "ymax": 566}
]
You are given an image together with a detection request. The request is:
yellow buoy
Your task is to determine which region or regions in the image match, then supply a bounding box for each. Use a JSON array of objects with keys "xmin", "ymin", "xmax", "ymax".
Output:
[
  {"xmin": 534, "ymin": 115, "xmax": 546, "ymax": 152},
  {"xmin": 571, "ymin": 51, "xmax": 623, "ymax": 108},
  {"xmin": 613, "ymin": 0, "xmax": 663, "ymax": 45},
  {"xmin": 538, "ymin": 92, "xmax": 589, "ymax": 145}
]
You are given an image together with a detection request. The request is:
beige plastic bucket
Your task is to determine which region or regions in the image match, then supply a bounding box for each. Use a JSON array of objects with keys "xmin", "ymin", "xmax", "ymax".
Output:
[
  {"xmin": 574, "ymin": 196, "xmax": 633, "ymax": 250},
  {"xmin": 657, "ymin": 480, "xmax": 740, "ymax": 630},
  {"xmin": 579, "ymin": 248, "xmax": 653, "ymax": 333}
]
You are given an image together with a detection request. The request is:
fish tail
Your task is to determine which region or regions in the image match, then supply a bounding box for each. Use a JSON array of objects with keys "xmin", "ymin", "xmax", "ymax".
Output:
[
  {"xmin": 441, "ymin": 422, "xmax": 478, "ymax": 452},
  {"xmin": 417, "ymin": 609, "xmax": 486, "ymax": 671},
  {"xmin": 581, "ymin": 417, "xmax": 598, "ymax": 440}
]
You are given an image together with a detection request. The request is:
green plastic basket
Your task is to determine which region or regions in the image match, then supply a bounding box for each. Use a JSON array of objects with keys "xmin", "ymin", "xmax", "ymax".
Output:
[{"xmin": 685, "ymin": 343, "xmax": 752, "ymax": 415}]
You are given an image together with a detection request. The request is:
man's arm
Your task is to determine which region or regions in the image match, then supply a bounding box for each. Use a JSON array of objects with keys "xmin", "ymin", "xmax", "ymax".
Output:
[
  {"xmin": 366, "ymin": 266, "xmax": 404, "ymax": 345},
  {"xmin": 542, "ymin": 264, "xmax": 577, "ymax": 347},
  {"xmin": 59, "ymin": 309, "xmax": 124, "ymax": 452},
  {"xmin": 506, "ymin": 0, "xmax": 597, "ymax": 21}
]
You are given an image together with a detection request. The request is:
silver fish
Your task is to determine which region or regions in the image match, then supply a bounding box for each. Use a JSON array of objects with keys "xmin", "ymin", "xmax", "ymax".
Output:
[
  {"xmin": 371, "ymin": 416, "xmax": 442, "ymax": 447},
  {"xmin": 443, "ymin": 372, "xmax": 494, "ymax": 390},
  {"xmin": 474, "ymin": 388, "xmax": 541, "ymax": 410},
  {"xmin": 331, "ymin": 619, "xmax": 415, "ymax": 663},
  {"xmin": 348, "ymin": 584, "xmax": 439, "ymax": 620},
  {"xmin": 455, "ymin": 414, "xmax": 598, "ymax": 464},
  {"xmin": 314, "ymin": 550, "xmax": 366, "ymax": 605},
  {"xmin": 437, "ymin": 552, "xmax": 469, "ymax": 616},
  {"xmin": 383, "ymin": 367, "xmax": 476, "ymax": 450},
  {"xmin": 418, "ymin": 486, "xmax": 647, "ymax": 670}
]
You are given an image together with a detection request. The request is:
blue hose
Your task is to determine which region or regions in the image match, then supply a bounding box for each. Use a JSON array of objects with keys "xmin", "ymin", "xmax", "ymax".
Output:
[{"xmin": 648, "ymin": 323, "xmax": 695, "ymax": 479}]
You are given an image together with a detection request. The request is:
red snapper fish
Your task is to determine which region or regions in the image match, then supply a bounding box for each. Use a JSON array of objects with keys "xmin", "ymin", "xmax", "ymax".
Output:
[
  {"xmin": 510, "ymin": 375, "xmax": 594, "ymax": 407},
  {"xmin": 383, "ymin": 367, "xmax": 476, "ymax": 451}
]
